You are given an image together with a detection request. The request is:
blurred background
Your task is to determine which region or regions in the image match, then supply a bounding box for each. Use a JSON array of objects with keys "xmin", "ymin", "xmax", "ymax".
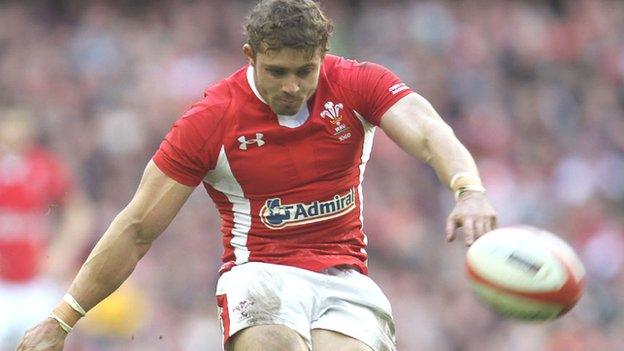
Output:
[{"xmin": 0, "ymin": 0, "xmax": 623, "ymax": 350}]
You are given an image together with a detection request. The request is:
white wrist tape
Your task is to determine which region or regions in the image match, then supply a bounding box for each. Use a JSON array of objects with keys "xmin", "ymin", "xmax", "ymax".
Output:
[
  {"xmin": 454, "ymin": 184, "xmax": 486, "ymax": 200},
  {"xmin": 449, "ymin": 172, "xmax": 476, "ymax": 190},
  {"xmin": 450, "ymin": 172, "xmax": 485, "ymax": 199},
  {"xmin": 49, "ymin": 312, "xmax": 72, "ymax": 334},
  {"xmin": 63, "ymin": 293, "xmax": 86, "ymax": 316}
]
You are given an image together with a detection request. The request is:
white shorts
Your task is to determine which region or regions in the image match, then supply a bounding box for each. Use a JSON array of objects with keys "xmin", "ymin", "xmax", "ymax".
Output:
[
  {"xmin": 0, "ymin": 278, "xmax": 61, "ymax": 349},
  {"xmin": 215, "ymin": 262, "xmax": 396, "ymax": 351}
]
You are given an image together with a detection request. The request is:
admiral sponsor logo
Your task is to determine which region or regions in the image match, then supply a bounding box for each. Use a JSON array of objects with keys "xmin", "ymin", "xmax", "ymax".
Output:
[
  {"xmin": 389, "ymin": 82, "xmax": 409, "ymax": 95},
  {"xmin": 260, "ymin": 188, "xmax": 356, "ymax": 229}
]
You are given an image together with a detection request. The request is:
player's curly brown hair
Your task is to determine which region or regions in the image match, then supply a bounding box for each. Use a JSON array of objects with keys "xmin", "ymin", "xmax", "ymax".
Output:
[{"xmin": 244, "ymin": 0, "xmax": 333, "ymax": 57}]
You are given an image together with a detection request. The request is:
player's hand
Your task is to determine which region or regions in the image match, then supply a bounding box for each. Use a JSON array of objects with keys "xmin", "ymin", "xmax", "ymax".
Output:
[
  {"xmin": 15, "ymin": 318, "xmax": 67, "ymax": 351},
  {"xmin": 445, "ymin": 191, "xmax": 497, "ymax": 246}
]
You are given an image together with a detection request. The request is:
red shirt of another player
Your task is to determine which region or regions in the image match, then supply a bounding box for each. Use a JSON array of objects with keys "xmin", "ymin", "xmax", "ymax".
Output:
[
  {"xmin": 153, "ymin": 54, "xmax": 412, "ymax": 275},
  {"xmin": 0, "ymin": 148, "xmax": 73, "ymax": 282}
]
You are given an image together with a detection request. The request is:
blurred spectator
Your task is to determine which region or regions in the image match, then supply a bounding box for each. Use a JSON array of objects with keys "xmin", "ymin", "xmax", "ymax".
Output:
[{"xmin": 0, "ymin": 107, "xmax": 93, "ymax": 349}]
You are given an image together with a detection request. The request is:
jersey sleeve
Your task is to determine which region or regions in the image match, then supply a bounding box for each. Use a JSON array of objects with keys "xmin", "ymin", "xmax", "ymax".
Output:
[
  {"xmin": 152, "ymin": 106, "xmax": 218, "ymax": 187},
  {"xmin": 342, "ymin": 61, "xmax": 413, "ymax": 125}
]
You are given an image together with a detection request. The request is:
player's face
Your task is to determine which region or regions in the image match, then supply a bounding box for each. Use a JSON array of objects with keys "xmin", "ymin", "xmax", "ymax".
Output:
[
  {"xmin": 245, "ymin": 44, "xmax": 322, "ymax": 116},
  {"xmin": 0, "ymin": 111, "xmax": 34, "ymax": 152}
]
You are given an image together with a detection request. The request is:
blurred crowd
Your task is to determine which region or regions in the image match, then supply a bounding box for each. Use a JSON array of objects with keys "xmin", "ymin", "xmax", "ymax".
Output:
[{"xmin": 1, "ymin": 0, "xmax": 623, "ymax": 350}]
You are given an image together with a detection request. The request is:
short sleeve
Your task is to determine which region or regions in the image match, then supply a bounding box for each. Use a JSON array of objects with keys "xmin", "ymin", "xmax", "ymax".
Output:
[
  {"xmin": 344, "ymin": 62, "xmax": 413, "ymax": 125},
  {"xmin": 152, "ymin": 112, "xmax": 215, "ymax": 187}
]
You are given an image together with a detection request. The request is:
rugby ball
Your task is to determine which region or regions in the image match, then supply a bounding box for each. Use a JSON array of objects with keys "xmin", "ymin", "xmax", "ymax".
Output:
[{"xmin": 465, "ymin": 226, "xmax": 585, "ymax": 321}]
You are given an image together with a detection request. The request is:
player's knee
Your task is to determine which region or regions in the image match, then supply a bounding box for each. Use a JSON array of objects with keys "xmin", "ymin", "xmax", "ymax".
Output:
[{"xmin": 227, "ymin": 324, "xmax": 308, "ymax": 351}]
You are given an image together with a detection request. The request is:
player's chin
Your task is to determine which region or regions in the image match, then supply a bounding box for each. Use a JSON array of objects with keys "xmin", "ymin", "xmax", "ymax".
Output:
[
  {"xmin": 273, "ymin": 105, "xmax": 300, "ymax": 116},
  {"xmin": 271, "ymin": 100, "xmax": 303, "ymax": 115}
]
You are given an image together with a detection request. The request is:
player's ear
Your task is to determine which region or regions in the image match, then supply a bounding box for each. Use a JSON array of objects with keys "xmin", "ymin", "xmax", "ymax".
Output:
[{"xmin": 243, "ymin": 44, "xmax": 255, "ymax": 66}]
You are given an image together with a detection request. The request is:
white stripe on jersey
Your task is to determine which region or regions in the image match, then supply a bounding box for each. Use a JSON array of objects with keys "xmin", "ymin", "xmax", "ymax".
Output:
[
  {"xmin": 204, "ymin": 146, "xmax": 251, "ymax": 264},
  {"xmin": 355, "ymin": 111, "xmax": 376, "ymax": 255}
]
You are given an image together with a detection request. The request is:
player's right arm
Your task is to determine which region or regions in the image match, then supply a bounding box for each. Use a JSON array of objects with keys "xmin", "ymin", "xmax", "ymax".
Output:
[{"xmin": 16, "ymin": 160, "xmax": 196, "ymax": 351}]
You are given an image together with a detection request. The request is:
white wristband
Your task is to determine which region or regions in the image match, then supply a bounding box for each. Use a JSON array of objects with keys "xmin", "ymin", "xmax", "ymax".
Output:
[
  {"xmin": 450, "ymin": 172, "xmax": 476, "ymax": 190},
  {"xmin": 455, "ymin": 184, "xmax": 486, "ymax": 200},
  {"xmin": 49, "ymin": 312, "xmax": 72, "ymax": 334},
  {"xmin": 63, "ymin": 293, "xmax": 86, "ymax": 317}
]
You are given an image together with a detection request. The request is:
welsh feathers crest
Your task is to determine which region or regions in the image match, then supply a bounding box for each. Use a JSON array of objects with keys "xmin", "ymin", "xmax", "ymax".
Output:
[{"xmin": 320, "ymin": 101, "xmax": 343, "ymax": 125}]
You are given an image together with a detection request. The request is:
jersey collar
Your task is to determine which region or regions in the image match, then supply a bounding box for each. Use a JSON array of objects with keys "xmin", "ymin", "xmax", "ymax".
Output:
[{"xmin": 246, "ymin": 65, "xmax": 267, "ymax": 104}]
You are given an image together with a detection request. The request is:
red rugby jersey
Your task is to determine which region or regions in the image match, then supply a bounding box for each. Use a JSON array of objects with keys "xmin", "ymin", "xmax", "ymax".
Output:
[
  {"xmin": 153, "ymin": 54, "xmax": 412, "ymax": 275},
  {"xmin": 0, "ymin": 148, "xmax": 73, "ymax": 282}
]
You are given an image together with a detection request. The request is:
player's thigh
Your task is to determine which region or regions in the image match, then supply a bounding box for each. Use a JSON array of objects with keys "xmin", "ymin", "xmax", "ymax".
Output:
[
  {"xmin": 311, "ymin": 329, "xmax": 372, "ymax": 351},
  {"xmin": 226, "ymin": 324, "xmax": 309, "ymax": 351}
]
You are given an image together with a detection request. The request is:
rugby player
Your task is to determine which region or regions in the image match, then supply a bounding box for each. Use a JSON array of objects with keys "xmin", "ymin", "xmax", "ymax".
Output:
[
  {"xmin": 17, "ymin": 1, "xmax": 497, "ymax": 350},
  {"xmin": 0, "ymin": 108, "xmax": 92, "ymax": 350}
]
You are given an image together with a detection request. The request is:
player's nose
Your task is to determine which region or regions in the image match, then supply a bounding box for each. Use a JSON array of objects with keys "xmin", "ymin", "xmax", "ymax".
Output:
[{"xmin": 281, "ymin": 76, "xmax": 300, "ymax": 95}]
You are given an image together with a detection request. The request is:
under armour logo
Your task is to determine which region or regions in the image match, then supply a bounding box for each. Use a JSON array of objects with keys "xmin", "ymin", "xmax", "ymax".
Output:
[{"xmin": 238, "ymin": 133, "xmax": 265, "ymax": 150}]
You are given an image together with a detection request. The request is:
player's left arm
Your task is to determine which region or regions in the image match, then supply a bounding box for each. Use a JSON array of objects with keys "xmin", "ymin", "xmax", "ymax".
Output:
[{"xmin": 380, "ymin": 92, "xmax": 497, "ymax": 245}]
